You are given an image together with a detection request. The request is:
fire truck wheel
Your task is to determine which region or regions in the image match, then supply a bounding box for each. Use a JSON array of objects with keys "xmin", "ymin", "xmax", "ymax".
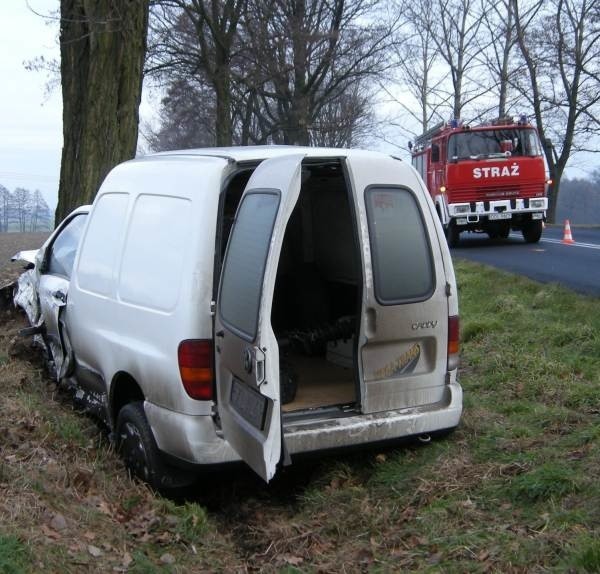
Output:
[
  {"xmin": 522, "ymin": 220, "xmax": 543, "ymax": 243},
  {"xmin": 446, "ymin": 222, "xmax": 461, "ymax": 248}
]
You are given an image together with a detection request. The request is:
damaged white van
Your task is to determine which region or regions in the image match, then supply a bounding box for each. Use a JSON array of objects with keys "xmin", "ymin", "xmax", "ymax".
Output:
[{"xmin": 17, "ymin": 147, "xmax": 462, "ymax": 488}]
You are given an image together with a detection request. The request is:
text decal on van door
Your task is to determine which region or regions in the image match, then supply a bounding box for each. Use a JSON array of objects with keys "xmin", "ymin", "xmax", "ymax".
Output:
[{"xmin": 374, "ymin": 344, "xmax": 421, "ymax": 379}]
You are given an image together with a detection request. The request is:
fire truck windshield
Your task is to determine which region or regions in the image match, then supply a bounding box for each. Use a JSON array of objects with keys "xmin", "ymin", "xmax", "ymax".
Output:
[{"xmin": 448, "ymin": 128, "xmax": 542, "ymax": 161}]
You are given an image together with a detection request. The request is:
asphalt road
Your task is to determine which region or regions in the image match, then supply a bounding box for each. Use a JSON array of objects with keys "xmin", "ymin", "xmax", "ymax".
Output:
[{"xmin": 452, "ymin": 225, "xmax": 600, "ymax": 296}]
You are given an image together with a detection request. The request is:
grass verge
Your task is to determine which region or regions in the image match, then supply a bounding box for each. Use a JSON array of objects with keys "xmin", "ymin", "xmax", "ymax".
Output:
[{"xmin": 0, "ymin": 260, "xmax": 598, "ymax": 572}]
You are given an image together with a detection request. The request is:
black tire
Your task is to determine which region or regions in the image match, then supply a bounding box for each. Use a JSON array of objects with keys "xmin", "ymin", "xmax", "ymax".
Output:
[
  {"xmin": 116, "ymin": 402, "xmax": 194, "ymax": 490},
  {"xmin": 498, "ymin": 223, "xmax": 510, "ymax": 239},
  {"xmin": 446, "ymin": 222, "xmax": 461, "ymax": 248},
  {"xmin": 522, "ymin": 219, "xmax": 543, "ymax": 243}
]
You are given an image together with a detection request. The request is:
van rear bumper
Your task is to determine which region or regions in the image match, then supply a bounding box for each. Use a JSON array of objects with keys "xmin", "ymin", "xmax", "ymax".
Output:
[
  {"xmin": 285, "ymin": 382, "xmax": 462, "ymax": 454},
  {"xmin": 145, "ymin": 381, "xmax": 462, "ymax": 467}
]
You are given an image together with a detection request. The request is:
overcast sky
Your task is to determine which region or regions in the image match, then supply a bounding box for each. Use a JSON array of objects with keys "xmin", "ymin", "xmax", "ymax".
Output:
[{"xmin": 0, "ymin": 1, "xmax": 62, "ymax": 210}]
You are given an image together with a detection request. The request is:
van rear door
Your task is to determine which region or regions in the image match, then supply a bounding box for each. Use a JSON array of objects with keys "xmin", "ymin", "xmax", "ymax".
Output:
[
  {"xmin": 346, "ymin": 154, "xmax": 452, "ymax": 414},
  {"xmin": 215, "ymin": 154, "xmax": 304, "ymax": 482}
]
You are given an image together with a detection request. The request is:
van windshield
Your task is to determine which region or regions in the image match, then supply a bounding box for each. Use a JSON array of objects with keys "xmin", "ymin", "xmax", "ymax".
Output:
[{"xmin": 448, "ymin": 128, "xmax": 542, "ymax": 161}]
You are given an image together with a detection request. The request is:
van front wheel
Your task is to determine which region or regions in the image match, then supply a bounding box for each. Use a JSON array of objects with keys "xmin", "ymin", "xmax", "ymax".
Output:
[{"xmin": 116, "ymin": 402, "xmax": 193, "ymax": 490}]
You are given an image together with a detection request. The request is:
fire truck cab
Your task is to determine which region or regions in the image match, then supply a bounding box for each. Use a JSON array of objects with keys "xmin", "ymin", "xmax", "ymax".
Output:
[{"xmin": 411, "ymin": 117, "xmax": 549, "ymax": 247}]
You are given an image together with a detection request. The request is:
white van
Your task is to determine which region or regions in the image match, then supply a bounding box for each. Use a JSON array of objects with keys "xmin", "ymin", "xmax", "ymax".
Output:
[{"xmin": 21, "ymin": 147, "xmax": 462, "ymax": 488}]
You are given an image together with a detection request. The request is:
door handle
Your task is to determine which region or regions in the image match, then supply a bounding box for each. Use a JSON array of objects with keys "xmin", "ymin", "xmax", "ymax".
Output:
[
  {"xmin": 216, "ymin": 330, "xmax": 225, "ymax": 338},
  {"xmin": 53, "ymin": 290, "xmax": 67, "ymax": 304}
]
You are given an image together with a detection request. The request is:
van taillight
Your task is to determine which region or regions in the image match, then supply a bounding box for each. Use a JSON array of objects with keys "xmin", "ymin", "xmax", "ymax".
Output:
[
  {"xmin": 448, "ymin": 315, "xmax": 460, "ymax": 371},
  {"xmin": 178, "ymin": 340, "xmax": 214, "ymax": 400}
]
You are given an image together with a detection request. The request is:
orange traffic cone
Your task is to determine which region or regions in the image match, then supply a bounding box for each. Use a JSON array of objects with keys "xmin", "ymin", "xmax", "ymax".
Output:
[{"xmin": 562, "ymin": 220, "xmax": 575, "ymax": 244}]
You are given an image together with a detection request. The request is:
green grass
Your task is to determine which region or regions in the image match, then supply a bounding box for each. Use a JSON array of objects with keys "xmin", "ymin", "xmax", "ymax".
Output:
[
  {"xmin": 0, "ymin": 535, "xmax": 31, "ymax": 574},
  {"xmin": 159, "ymin": 499, "xmax": 209, "ymax": 542},
  {"xmin": 0, "ymin": 259, "xmax": 599, "ymax": 572},
  {"xmin": 570, "ymin": 535, "xmax": 600, "ymax": 573}
]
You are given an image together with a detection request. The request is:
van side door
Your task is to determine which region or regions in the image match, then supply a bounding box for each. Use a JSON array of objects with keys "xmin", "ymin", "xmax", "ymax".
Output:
[{"xmin": 215, "ymin": 154, "xmax": 304, "ymax": 482}]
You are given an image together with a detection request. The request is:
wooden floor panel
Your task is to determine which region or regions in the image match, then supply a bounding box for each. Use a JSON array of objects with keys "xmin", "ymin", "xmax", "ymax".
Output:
[{"xmin": 282, "ymin": 353, "xmax": 355, "ymax": 412}]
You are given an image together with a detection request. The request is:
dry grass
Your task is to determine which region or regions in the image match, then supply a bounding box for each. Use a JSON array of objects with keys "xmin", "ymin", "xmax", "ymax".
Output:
[{"xmin": 1, "ymin": 258, "xmax": 599, "ymax": 573}]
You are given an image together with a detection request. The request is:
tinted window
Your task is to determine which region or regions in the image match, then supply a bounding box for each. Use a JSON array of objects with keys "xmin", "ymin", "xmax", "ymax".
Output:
[
  {"xmin": 47, "ymin": 214, "xmax": 88, "ymax": 278},
  {"xmin": 219, "ymin": 192, "xmax": 280, "ymax": 340},
  {"xmin": 365, "ymin": 187, "xmax": 434, "ymax": 303}
]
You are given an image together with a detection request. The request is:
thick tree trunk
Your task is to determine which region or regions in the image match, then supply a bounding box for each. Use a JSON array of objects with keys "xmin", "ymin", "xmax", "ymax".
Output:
[{"xmin": 56, "ymin": 0, "xmax": 149, "ymax": 223}]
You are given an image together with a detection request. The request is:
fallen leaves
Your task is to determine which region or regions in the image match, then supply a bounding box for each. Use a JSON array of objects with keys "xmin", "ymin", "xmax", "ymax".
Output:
[{"xmin": 87, "ymin": 545, "xmax": 103, "ymax": 558}]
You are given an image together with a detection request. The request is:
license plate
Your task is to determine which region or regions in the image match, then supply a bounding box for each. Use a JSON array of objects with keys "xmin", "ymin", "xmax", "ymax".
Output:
[
  {"xmin": 230, "ymin": 378, "xmax": 268, "ymax": 430},
  {"xmin": 489, "ymin": 212, "xmax": 512, "ymax": 220}
]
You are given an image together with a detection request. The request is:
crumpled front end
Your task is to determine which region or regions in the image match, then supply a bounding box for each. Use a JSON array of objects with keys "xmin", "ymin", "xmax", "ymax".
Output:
[{"xmin": 13, "ymin": 269, "xmax": 40, "ymax": 326}]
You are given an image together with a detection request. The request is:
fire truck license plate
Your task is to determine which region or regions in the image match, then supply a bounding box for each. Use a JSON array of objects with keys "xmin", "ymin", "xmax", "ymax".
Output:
[{"xmin": 489, "ymin": 212, "xmax": 512, "ymax": 220}]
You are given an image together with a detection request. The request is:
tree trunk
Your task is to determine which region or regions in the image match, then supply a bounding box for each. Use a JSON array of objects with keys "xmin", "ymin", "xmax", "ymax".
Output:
[
  {"xmin": 214, "ymin": 65, "xmax": 233, "ymax": 146},
  {"xmin": 56, "ymin": 0, "xmax": 149, "ymax": 223},
  {"xmin": 497, "ymin": 0, "xmax": 513, "ymax": 118}
]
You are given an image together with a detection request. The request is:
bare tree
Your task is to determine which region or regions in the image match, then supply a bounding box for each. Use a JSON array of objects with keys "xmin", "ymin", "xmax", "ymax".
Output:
[
  {"xmin": 479, "ymin": 0, "xmax": 518, "ymax": 118},
  {"xmin": 145, "ymin": 77, "xmax": 216, "ymax": 151},
  {"xmin": 0, "ymin": 185, "xmax": 10, "ymax": 233},
  {"xmin": 244, "ymin": 0, "xmax": 390, "ymax": 145},
  {"xmin": 29, "ymin": 190, "xmax": 52, "ymax": 232},
  {"xmin": 309, "ymin": 86, "xmax": 375, "ymax": 147},
  {"xmin": 57, "ymin": 0, "xmax": 149, "ymax": 222},
  {"xmin": 427, "ymin": 0, "xmax": 485, "ymax": 119},
  {"xmin": 512, "ymin": 0, "xmax": 600, "ymax": 222},
  {"xmin": 148, "ymin": 0, "xmax": 247, "ymax": 147},
  {"xmin": 147, "ymin": 0, "xmax": 387, "ymax": 148},
  {"xmin": 13, "ymin": 188, "xmax": 31, "ymax": 233},
  {"xmin": 390, "ymin": 0, "xmax": 448, "ymax": 133}
]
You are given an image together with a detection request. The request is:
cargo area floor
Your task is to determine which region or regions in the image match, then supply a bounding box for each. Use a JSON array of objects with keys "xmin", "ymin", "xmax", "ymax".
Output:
[{"xmin": 282, "ymin": 353, "xmax": 355, "ymax": 412}]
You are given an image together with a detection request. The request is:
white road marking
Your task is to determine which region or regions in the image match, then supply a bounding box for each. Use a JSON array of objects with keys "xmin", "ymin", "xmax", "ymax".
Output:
[
  {"xmin": 540, "ymin": 237, "xmax": 600, "ymax": 250},
  {"xmin": 509, "ymin": 233, "xmax": 600, "ymax": 250}
]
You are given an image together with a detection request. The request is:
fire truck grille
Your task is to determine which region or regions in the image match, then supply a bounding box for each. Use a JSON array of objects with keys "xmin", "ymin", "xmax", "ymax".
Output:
[{"xmin": 450, "ymin": 182, "xmax": 544, "ymax": 203}]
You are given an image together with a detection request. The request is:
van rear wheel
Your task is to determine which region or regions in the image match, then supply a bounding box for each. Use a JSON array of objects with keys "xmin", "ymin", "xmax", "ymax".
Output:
[{"xmin": 116, "ymin": 402, "xmax": 194, "ymax": 490}]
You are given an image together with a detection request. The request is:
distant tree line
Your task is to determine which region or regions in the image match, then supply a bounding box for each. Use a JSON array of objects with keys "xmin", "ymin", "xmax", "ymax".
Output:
[
  {"xmin": 556, "ymin": 171, "xmax": 600, "ymax": 224},
  {"xmin": 0, "ymin": 184, "xmax": 53, "ymax": 233}
]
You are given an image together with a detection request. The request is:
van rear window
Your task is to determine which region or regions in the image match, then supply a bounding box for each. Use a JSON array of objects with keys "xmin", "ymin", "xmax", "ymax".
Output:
[
  {"xmin": 365, "ymin": 187, "xmax": 434, "ymax": 304},
  {"xmin": 219, "ymin": 192, "xmax": 280, "ymax": 340}
]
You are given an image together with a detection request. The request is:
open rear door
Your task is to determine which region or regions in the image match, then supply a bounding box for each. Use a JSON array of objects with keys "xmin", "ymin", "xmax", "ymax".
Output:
[
  {"xmin": 346, "ymin": 153, "xmax": 452, "ymax": 414},
  {"xmin": 215, "ymin": 154, "xmax": 304, "ymax": 481}
]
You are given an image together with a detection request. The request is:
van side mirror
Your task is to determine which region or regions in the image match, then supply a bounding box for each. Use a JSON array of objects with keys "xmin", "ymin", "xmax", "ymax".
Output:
[{"xmin": 431, "ymin": 144, "xmax": 440, "ymax": 163}]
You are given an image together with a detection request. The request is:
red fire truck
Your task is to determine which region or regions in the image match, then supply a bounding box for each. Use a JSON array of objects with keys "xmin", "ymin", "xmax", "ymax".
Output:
[{"xmin": 410, "ymin": 116, "xmax": 550, "ymax": 246}]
